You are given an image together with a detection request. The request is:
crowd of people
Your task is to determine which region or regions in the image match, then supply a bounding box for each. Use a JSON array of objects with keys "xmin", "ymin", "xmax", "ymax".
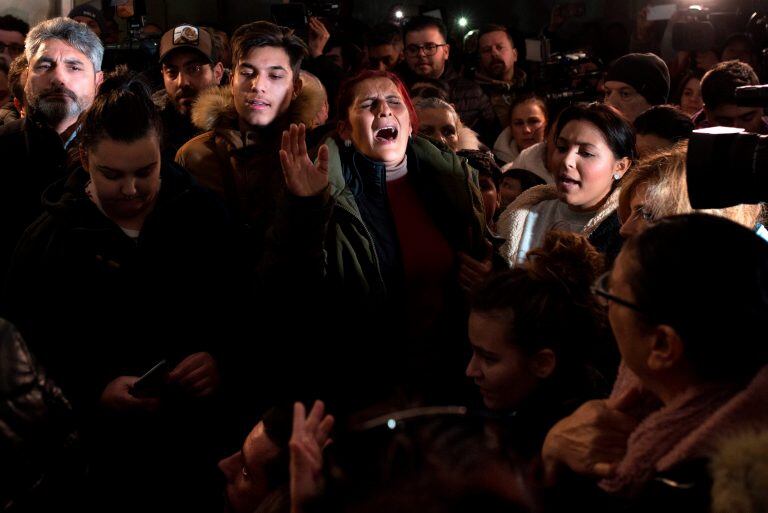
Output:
[{"xmin": 0, "ymin": 4, "xmax": 767, "ymax": 513}]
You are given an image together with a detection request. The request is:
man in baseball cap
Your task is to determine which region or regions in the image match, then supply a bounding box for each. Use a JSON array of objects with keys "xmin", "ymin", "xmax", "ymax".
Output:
[
  {"xmin": 155, "ymin": 24, "xmax": 224, "ymax": 158},
  {"xmin": 604, "ymin": 52, "xmax": 670, "ymax": 122}
]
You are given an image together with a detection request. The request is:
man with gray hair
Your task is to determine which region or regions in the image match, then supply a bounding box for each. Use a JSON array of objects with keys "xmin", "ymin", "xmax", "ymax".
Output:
[{"xmin": 0, "ymin": 17, "xmax": 103, "ymax": 281}]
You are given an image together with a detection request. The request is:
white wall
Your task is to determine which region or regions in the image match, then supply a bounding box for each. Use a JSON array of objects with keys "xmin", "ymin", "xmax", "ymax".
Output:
[{"xmin": 0, "ymin": 0, "xmax": 58, "ymax": 25}]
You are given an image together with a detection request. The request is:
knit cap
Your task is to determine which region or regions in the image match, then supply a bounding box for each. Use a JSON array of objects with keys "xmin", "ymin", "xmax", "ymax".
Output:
[
  {"xmin": 68, "ymin": 4, "xmax": 106, "ymax": 34},
  {"xmin": 605, "ymin": 53, "xmax": 671, "ymax": 105}
]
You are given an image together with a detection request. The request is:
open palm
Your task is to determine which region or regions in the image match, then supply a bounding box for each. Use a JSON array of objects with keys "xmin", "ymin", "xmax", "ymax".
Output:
[{"xmin": 280, "ymin": 123, "xmax": 329, "ymax": 197}]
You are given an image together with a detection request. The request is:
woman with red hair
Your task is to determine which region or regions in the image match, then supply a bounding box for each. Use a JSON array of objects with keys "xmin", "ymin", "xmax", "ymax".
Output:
[{"xmin": 272, "ymin": 70, "xmax": 488, "ymax": 409}]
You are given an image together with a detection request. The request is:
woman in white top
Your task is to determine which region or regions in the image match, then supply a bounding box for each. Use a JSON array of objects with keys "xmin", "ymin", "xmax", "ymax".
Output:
[
  {"xmin": 497, "ymin": 102, "xmax": 636, "ymax": 267},
  {"xmin": 493, "ymin": 94, "xmax": 548, "ymax": 164}
]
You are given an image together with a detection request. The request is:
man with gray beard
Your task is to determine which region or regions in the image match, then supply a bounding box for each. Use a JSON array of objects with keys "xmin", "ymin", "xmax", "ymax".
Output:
[{"xmin": 0, "ymin": 17, "xmax": 102, "ymax": 283}]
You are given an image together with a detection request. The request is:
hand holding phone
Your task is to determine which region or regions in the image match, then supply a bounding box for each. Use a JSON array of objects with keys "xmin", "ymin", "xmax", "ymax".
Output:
[
  {"xmin": 130, "ymin": 359, "xmax": 169, "ymax": 398},
  {"xmin": 167, "ymin": 352, "xmax": 220, "ymax": 398},
  {"xmin": 102, "ymin": 375, "xmax": 162, "ymax": 413}
]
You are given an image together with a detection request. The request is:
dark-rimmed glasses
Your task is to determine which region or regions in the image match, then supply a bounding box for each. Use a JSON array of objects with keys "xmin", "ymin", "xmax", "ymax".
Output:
[
  {"xmin": 591, "ymin": 271, "xmax": 645, "ymax": 313},
  {"xmin": 404, "ymin": 43, "xmax": 448, "ymax": 57},
  {"xmin": 0, "ymin": 42, "xmax": 24, "ymax": 58}
]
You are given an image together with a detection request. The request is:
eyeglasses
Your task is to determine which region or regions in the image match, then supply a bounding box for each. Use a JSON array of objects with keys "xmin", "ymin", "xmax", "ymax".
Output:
[
  {"xmin": 404, "ymin": 43, "xmax": 447, "ymax": 57},
  {"xmin": 0, "ymin": 42, "xmax": 24, "ymax": 57},
  {"xmin": 591, "ymin": 271, "xmax": 645, "ymax": 313},
  {"xmin": 161, "ymin": 62, "xmax": 207, "ymax": 80}
]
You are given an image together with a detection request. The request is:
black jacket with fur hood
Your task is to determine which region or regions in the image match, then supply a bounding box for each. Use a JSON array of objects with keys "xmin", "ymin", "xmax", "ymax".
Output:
[{"xmin": 175, "ymin": 84, "xmax": 320, "ymax": 258}]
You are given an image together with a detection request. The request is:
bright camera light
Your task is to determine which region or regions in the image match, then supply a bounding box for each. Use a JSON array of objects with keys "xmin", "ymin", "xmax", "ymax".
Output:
[
  {"xmin": 395, "ymin": 10, "xmax": 404, "ymax": 19},
  {"xmin": 458, "ymin": 17, "xmax": 468, "ymax": 27}
]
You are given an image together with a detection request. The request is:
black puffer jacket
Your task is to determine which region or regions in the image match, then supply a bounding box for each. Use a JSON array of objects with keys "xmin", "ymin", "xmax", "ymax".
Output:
[{"xmin": 0, "ymin": 319, "xmax": 85, "ymax": 512}]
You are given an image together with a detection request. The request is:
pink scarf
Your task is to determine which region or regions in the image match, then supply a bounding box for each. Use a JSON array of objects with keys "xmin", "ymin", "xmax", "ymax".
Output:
[{"xmin": 600, "ymin": 364, "xmax": 768, "ymax": 496}]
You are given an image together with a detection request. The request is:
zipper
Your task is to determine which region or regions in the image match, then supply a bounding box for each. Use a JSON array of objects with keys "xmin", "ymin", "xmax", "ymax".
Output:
[{"xmin": 333, "ymin": 198, "xmax": 386, "ymax": 295}]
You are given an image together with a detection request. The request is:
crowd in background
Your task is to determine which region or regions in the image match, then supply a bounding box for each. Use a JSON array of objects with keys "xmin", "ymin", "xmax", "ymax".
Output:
[{"xmin": 0, "ymin": 3, "xmax": 767, "ymax": 513}]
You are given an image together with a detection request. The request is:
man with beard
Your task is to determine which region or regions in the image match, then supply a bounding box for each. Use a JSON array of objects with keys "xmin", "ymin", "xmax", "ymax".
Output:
[
  {"xmin": 154, "ymin": 24, "xmax": 224, "ymax": 159},
  {"xmin": 472, "ymin": 25, "xmax": 528, "ymax": 128},
  {"xmin": 399, "ymin": 16, "xmax": 499, "ymax": 144},
  {"xmin": 0, "ymin": 17, "xmax": 102, "ymax": 284}
]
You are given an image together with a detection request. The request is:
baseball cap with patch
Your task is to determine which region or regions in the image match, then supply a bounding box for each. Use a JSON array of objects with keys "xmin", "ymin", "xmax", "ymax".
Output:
[{"xmin": 159, "ymin": 24, "xmax": 216, "ymax": 64}]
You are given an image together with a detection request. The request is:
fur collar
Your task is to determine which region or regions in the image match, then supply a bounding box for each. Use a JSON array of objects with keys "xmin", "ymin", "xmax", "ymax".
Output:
[
  {"xmin": 496, "ymin": 184, "xmax": 621, "ymax": 266},
  {"xmin": 456, "ymin": 125, "xmax": 481, "ymax": 151},
  {"xmin": 190, "ymin": 84, "xmax": 319, "ymax": 133}
]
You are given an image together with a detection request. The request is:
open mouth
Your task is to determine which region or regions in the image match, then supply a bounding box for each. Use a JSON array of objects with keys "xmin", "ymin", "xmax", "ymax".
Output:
[
  {"xmin": 374, "ymin": 126, "xmax": 399, "ymax": 143},
  {"xmin": 246, "ymin": 98, "xmax": 270, "ymax": 109},
  {"xmin": 557, "ymin": 174, "xmax": 581, "ymax": 188}
]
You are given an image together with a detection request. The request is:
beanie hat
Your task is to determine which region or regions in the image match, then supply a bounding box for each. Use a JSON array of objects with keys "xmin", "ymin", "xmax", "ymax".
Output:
[
  {"xmin": 606, "ymin": 53, "xmax": 671, "ymax": 105},
  {"xmin": 68, "ymin": 4, "xmax": 106, "ymax": 35}
]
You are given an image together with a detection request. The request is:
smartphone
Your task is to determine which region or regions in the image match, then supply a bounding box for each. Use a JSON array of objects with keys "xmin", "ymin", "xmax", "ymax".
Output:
[
  {"xmin": 130, "ymin": 359, "xmax": 169, "ymax": 398},
  {"xmin": 647, "ymin": 4, "xmax": 677, "ymax": 21}
]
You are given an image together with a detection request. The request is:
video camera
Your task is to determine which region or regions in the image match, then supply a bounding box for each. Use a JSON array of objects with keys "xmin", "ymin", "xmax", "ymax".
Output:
[
  {"xmin": 102, "ymin": 0, "xmax": 160, "ymax": 73},
  {"xmin": 525, "ymin": 38, "xmax": 604, "ymax": 107},
  {"xmin": 687, "ymin": 84, "xmax": 768, "ymax": 208}
]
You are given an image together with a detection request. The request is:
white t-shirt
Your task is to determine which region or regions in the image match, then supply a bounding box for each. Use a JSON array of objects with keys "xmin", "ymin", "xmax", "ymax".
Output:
[{"xmin": 513, "ymin": 198, "xmax": 594, "ymax": 264}]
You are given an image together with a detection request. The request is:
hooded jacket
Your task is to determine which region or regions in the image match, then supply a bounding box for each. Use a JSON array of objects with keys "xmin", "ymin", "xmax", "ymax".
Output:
[
  {"xmin": 492, "ymin": 126, "xmax": 521, "ymax": 163},
  {"xmin": 4, "ymin": 162, "xmax": 236, "ymax": 410},
  {"xmin": 496, "ymin": 184, "xmax": 623, "ymax": 267},
  {"xmin": 261, "ymin": 135, "xmax": 488, "ymax": 411},
  {"xmin": 175, "ymin": 85, "xmax": 319, "ymax": 255}
]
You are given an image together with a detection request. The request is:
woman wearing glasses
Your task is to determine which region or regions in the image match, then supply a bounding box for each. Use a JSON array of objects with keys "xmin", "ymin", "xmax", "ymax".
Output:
[
  {"xmin": 617, "ymin": 142, "xmax": 764, "ymax": 239},
  {"xmin": 275, "ymin": 69, "xmax": 488, "ymax": 409},
  {"xmin": 466, "ymin": 230, "xmax": 610, "ymax": 460},
  {"xmin": 542, "ymin": 214, "xmax": 768, "ymax": 508},
  {"xmin": 497, "ymin": 103, "xmax": 635, "ymax": 267}
]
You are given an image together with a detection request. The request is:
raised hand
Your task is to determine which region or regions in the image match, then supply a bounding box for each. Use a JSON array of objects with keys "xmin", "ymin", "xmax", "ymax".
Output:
[
  {"xmin": 280, "ymin": 123, "xmax": 330, "ymax": 198},
  {"xmin": 289, "ymin": 400, "xmax": 334, "ymax": 513},
  {"xmin": 308, "ymin": 17, "xmax": 330, "ymax": 58}
]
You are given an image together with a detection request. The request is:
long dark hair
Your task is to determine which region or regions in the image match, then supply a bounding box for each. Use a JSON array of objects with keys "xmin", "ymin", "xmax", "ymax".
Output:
[
  {"xmin": 79, "ymin": 66, "xmax": 162, "ymax": 151},
  {"xmin": 554, "ymin": 102, "xmax": 636, "ymax": 162}
]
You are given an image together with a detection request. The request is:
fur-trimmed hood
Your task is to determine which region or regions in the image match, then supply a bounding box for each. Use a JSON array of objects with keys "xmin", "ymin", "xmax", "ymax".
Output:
[
  {"xmin": 495, "ymin": 184, "xmax": 621, "ymax": 266},
  {"xmin": 711, "ymin": 429, "xmax": 768, "ymax": 513},
  {"xmin": 456, "ymin": 125, "xmax": 481, "ymax": 151},
  {"xmin": 190, "ymin": 84, "xmax": 320, "ymax": 133},
  {"xmin": 492, "ymin": 126, "xmax": 520, "ymax": 163}
]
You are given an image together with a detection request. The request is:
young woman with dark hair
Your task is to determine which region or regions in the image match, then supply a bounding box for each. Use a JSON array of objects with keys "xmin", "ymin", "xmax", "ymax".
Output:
[
  {"xmin": 497, "ymin": 102, "xmax": 636, "ymax": 267},
  {"xmin": 4, "ymin": 67, "xmax": 239, "ymax": 512}
]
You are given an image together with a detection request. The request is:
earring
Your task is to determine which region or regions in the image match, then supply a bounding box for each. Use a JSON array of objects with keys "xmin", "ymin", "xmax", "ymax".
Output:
[
  {"xmin": 613, "ymin": 173, "xmax": 621, "ymax": 181},
  {"xmin": 344, "ymin": 139, "xmax": 352, "ymax": 148}
]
